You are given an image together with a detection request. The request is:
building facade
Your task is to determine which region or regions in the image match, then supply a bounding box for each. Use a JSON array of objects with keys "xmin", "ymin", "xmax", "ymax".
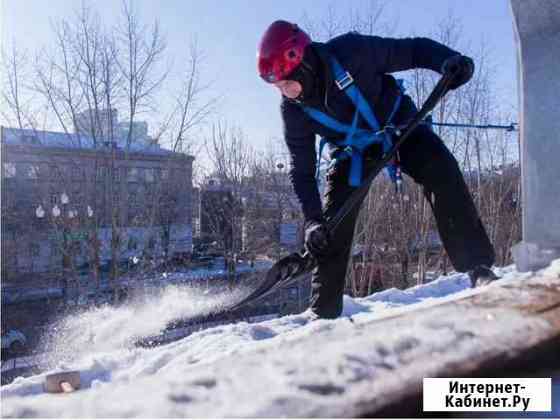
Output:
[{"xmin": 1, "ymin": 125, "xmax": 194, "ymax": 287}]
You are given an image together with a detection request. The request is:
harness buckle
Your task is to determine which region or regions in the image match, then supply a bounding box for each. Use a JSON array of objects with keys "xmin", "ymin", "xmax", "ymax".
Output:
[
  {"xmin": 335, "ymin": 72, "xmax": 354, "ymax": 90},
  {"xmin": 382, "ymin": 124, "xmax": 396, "ymax": 135}
]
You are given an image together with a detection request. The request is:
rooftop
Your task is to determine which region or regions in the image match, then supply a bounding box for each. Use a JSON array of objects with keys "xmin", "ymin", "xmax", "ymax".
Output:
[{"xmin": 1, "ymin": 126, "xmax": 178, "ymax": 157}]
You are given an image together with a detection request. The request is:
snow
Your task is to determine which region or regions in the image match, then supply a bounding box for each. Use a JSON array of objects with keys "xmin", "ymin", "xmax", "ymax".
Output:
[{"xmin": 2, "ymin": 260, "xmax": 559, "ymax": 418}]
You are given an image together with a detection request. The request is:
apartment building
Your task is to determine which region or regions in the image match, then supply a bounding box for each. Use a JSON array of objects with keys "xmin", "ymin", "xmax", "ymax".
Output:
[{"xmin": 1, "ymin": 125, "xmax": 194, "ymax": 286}]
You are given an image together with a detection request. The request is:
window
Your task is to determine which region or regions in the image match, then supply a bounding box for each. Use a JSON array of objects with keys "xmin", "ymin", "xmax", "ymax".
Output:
[
  {"xmin": 127, "ymin": 192, "xmax": 140, "ymax": 224},
  {"xmin": 72, "ymin": 190, "xmax": 84, "ymax": 206},
  {"xmin": 30, "ymin": 243, "xmax": 40, "ymax": 257},
  {"xmin": 36, "ymin": 163, "xmax": 49, "ymax": 179},
  {"xmin": 97, "ymin": 166, "xmax": 109, "ymax": 180},
  {"xmin": 127, "ymin": 237, "xmax": 138, "ymax": 251},
  {"xmin": 3, "ymin": 162, "xmax": 16, "ymax": 178},
  {"xmin": 128, "ymin": 192, "xmax": 138, "ymax": 206},
  {"xmin": 50, "ymin": 165, "xmax": 62, "ymax": 179},
  {"xmin": 113, "ymin": 167, "xmax": 120, "ymax": 182},
  {"xmin": 72, "ymin": 166, "xmax": 84, "ymax": 180},
  {"xmin": 51, "ymin": 242, "xmax": 61, "ymax": 256},
  {"xmin": 161, "ymin": 169, "xmax": 169, "ymax": 180},
  {"xmin": 127, "ymin": 168, "xmax": 139, "ymax": 182},
  {"xmin": 145, "ymin": 168, "xmax": 155, "ymax": 183},
  {"xmin": 128, "ymin": 209, "xmax": 138, "ymax": 224},
  {"xmin": 111, "ymin": 188, "xmax": 120, "ymax": 206},
  {"xmin": 70, "ymin": 241, "xmax": 82, "ymax": 254},
  {"xmin": 144, "ymin": 184, "xmax": 153, "ymax": 198}
]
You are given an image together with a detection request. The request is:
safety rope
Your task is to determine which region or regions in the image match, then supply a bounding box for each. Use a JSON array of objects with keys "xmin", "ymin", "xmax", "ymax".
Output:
[{"xmin": 425, "ymin": 115, "xmax": 517, "ymax": 132}]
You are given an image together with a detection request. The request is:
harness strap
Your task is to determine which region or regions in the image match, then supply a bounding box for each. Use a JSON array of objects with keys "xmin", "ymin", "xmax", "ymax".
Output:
[
  {"xmin": 302, "ymin": 55, "xmax": 404, "ymax": 187},
  {"xmin": 329, "ymin": 57, "xmax": 381, "ymax": 132}
]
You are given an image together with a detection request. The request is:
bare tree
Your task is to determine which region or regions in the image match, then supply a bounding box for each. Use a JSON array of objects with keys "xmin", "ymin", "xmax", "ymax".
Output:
[
  {"xmin": 1, "ymin": 40, "xmax": 42, "ymax": 131},
  {"xmin": 1, "ymin": 0, "xmax": 217, "ymax": 316},
  {"xmin": 115, "ymin": 0, "xmax": 167, "ymax": 149},
  {"xmin": 301, "ymin": 0, "xmax": 395, "ymax": 41},
  {"xmin": 244, "ymin": 141, "xmax": 301, "ymax": 260},
  {"xmin": 172, "ymin": 41, "xmax": 216, "ymax": 154},
  {"xmin": 34, "ymin": 19, "xmax": 83, "ymax": 141},
  {"xmin": 200, "ymin": 123, "xmax": 254, "ymax": 272}
]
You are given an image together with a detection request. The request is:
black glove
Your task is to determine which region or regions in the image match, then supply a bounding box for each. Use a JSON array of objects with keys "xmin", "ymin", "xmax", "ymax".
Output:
[
  {"xmin": 441, "ymin": 55, "xmax": 474, "ymax": 90},
  {"xmin": 304, "ymin": 219, "xmax": 330, "ymax": 259}
]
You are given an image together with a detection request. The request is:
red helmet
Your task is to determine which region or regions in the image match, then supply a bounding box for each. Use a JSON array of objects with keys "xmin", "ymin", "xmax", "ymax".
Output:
[{"xmin": 257, "ymin": 20, "xmax": 311, "ymax": 83}]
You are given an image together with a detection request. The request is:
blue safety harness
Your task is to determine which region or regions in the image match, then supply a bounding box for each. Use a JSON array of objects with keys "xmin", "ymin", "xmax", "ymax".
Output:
[{"xmin": 300, "ymin": 55, "xmax": 404, "ymax": 188}]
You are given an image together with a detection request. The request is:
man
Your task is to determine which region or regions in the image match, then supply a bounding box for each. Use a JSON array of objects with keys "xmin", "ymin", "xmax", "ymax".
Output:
[{"xmin": 257, "ymin": 20, "xmax": 498, "ymax": 319}]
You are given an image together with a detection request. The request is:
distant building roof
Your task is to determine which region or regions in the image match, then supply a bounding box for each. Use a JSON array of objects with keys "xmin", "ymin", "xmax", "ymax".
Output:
[{"xmin": 1, "ymin": 126, "xmax": 176, "ymax": 156}]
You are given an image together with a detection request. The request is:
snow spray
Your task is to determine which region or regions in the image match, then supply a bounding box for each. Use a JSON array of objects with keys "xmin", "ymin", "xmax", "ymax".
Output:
[{"xmin": 39, "ymin": 282, "xmax": 249, "ymax": 367}]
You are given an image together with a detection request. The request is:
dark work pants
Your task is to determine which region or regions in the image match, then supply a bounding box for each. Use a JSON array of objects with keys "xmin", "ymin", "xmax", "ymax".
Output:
[{"xmin": 310, "ymin": 124, "xmax": 495, "ymax": 319}]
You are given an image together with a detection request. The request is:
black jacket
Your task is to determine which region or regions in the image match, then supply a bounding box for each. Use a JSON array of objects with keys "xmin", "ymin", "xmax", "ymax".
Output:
[{"xmin": 281, "ymin": 32, "xmax": 459, "ymax": 223}]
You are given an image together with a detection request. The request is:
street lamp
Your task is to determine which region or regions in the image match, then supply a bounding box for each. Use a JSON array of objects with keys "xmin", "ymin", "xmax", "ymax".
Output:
[
  {"xmin": 61, "ymin": 192, "xmax": 69, "ymax": 205},
  {"xmin": 35, "ymin": 205, "xmax": 45, "ymax": 219},
  {"xmin": 52, "ymin": 204, "xmax": 61, "ymax": 218}
]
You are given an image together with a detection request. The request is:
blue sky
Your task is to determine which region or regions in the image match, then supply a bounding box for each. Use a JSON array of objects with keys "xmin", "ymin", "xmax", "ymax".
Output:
[{"xmin": 1, "ymin": 0, "xmax": 517, "ymax": 150}]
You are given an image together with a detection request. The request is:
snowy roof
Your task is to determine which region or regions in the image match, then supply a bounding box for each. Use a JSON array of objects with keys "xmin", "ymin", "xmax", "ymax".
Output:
[
  {"xmin": 3, "ymin": 261, "xmax": 557, "ymax": 417},
  {"xmin": 1, "ymin": 126, "xmax": 176, "ymax": 156}
]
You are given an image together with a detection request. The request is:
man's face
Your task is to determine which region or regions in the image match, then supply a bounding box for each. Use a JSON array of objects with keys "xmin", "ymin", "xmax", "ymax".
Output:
[{"xmin": 273, "ymin": 80, "xmax": 302, "ymax": 99}]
